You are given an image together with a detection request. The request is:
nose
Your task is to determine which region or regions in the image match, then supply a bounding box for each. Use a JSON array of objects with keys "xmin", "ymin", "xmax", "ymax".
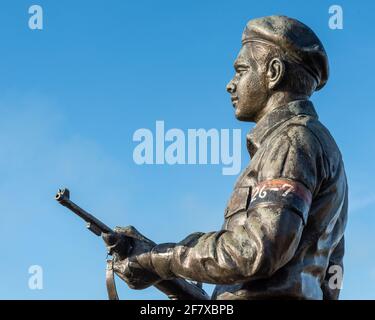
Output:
[{"xmin": 226, "ymin": 80, "xmax": 236, "ymax": 94}]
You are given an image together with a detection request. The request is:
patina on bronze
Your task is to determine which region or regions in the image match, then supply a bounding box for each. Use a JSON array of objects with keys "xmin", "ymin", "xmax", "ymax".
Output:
[{"xmin": 100, "ymin": 15, "xmax": 347, "ymax": 300}]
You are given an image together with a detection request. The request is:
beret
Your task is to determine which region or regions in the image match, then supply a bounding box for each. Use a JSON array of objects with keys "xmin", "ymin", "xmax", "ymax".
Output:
[{"xmin": 242, "ymin": 15, "xmax": 329, "ymax": 91}]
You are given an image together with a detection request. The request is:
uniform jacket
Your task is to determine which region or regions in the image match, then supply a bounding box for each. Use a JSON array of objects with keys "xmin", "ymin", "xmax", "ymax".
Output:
[{"xmin": 150, "ymin": 99, "xmax": 348, "ymax": 300}]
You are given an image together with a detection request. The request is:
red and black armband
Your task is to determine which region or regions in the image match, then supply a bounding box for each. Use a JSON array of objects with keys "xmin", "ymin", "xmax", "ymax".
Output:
[{"xmin": 248, "ymin": 178, "xmax": 312, "ymax": 225}]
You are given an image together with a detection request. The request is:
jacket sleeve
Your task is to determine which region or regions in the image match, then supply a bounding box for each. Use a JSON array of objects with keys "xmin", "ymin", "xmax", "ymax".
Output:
[{"xmin": 146, "ymin": 125, "xmax": 326, "ymax": 284}]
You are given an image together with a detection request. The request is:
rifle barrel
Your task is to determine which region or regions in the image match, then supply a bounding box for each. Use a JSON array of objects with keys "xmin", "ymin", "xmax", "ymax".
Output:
[{"xmin": 55, "ymin": 188, "xmax": 113, "ymax": 235}]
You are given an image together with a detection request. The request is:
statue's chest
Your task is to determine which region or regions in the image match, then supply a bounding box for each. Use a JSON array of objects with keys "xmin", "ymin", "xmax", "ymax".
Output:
[{"xmin": 223, "ymin": 165, "xmax": 257, "ymax": 230}]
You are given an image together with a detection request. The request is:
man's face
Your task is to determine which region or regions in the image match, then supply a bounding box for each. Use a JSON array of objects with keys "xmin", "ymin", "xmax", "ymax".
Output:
[{"xmin": 226, "ymin": 44, "xmax": 269, "ymax": 122}]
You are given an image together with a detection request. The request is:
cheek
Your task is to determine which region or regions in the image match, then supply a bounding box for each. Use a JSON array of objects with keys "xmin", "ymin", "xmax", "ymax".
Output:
[{"xmin": 237, "ymin": 71, "xmax": 262, "ymax": 99}]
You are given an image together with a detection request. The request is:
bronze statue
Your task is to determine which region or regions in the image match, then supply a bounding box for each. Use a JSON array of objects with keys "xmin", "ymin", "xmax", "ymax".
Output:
[{"xmin": 77, "ymin": 15, "xmax": 348, "ymax": 300}]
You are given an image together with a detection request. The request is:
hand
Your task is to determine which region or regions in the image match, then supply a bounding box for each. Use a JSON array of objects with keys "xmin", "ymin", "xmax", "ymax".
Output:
[{"xmin": 102, "ymin": 226, "xmax": 161, "ymax": 289}]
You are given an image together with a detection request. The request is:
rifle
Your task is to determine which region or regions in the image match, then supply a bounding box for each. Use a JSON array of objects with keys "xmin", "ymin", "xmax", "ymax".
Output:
[{"xmin": 55, "ymin": 188, "xmax": 210, "ymax": 300}]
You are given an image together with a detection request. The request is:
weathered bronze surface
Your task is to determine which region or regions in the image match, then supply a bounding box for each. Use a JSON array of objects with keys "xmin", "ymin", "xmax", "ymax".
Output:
[{"xmin": 102, "ymin": 15, "xmax": 348, "ymax": 300}]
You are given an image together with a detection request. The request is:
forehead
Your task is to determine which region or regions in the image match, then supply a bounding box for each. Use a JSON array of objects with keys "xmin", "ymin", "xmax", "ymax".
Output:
[{"xmin": 234, "ymin": 44, "xmax": 253, "ymax": 66}]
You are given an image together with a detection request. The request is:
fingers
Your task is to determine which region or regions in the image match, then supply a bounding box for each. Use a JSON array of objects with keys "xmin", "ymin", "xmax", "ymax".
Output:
[
  {"xmin": 102, "ymin": 233, "xmax": 117, "ymax": 256},
  {"xmin": 102, "ymin": 232, "xmax": 119, "ymax": 246},
  {"xmin": 104, "ymin": 225, "xmax": 155, "ymax": 259},
  {"xmin": 114, "ymin": 225, "xmax": 139, "ymax": 238},
  {"xmin": 102, "ymin": 232, "xmax": 131, "ymax": 257},
  {"xmin": 113, "ymin": 259, "xmax": 160, "ymax": 290},
  {"xmin": 114, "ymin": 225, "xmax": 156, "ymax": 246}
]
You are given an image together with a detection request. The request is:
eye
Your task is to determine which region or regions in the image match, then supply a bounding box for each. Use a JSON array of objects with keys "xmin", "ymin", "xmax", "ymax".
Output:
[
  {"xmin": 236, "ymin": 67, "xmax": 248, "ymax": 76},
  {"xmin": 236, "ymin": 70, "xmax": 246, "ymax": 79}
]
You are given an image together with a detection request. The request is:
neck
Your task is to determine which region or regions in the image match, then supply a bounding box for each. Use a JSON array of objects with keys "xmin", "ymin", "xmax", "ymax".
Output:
[{"xmin": 254, "ymin": 91, "xmax": 309, "ymax": 123}]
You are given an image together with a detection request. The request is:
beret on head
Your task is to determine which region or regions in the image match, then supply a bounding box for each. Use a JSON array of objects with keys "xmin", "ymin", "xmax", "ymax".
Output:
[{"xmin": 242, "ymin": 15, "xmax": 329, "ymax": 91}]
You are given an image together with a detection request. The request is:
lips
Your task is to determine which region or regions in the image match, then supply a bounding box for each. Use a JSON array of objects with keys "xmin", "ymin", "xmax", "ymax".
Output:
[{"xmin": 231, "ymin": 96, "xmax": 238, "ymax": 107}]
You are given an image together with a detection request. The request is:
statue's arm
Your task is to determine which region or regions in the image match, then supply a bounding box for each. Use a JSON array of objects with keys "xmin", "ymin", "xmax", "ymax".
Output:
[
  {"xmin": 143, "ymin": 126, "xmax": 325, "ymax": 284},
  {"xmin": 147, "ymin": 205, "xmax": 306, "ymax": 284}
]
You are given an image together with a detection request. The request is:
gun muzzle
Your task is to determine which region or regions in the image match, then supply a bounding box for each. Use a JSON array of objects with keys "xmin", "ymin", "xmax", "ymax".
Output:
[{"xmin": 55, "ymin": 188, "xmax": 70, "ymax": 203}]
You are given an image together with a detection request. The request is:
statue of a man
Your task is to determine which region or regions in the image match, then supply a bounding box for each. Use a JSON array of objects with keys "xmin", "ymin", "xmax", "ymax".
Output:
[{"xmin": 103, "ymin": 15, "xmax": 348, "ymax": 300}]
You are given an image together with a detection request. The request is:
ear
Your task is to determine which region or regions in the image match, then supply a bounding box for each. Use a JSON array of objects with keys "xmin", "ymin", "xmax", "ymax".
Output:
[{"xmin": 266, "ymin": 58, "xmax": 285, "ymax": 90}]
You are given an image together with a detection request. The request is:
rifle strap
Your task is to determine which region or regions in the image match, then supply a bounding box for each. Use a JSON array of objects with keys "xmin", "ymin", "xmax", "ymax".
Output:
[{"xmin": 106, "ymin": 259, "xmax": 119, "ymax": 300}]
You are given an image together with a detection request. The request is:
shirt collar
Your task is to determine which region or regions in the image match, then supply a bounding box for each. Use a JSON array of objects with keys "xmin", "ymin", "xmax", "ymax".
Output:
[{"xmin": 246, "ymin": 99, "xmax": 318, "ymax": 157}]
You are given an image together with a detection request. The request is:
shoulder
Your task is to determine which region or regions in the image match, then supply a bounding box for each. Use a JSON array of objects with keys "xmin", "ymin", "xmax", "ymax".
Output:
[
  {"xmin": 257, "ymin": 115, "xmax": 331, "ymax": 191},
  {"xmin": 270, "ymin": 114, "xmax": 340, "ymax": 158},
  {"xmin": 265, "ymin": 115, "xmax": 323, "ymax": 156}
]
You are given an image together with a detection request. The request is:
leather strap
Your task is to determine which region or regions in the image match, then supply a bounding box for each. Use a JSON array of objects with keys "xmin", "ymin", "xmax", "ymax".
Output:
[
  {"xmin": 106, "ymin": 259, "xmax": 119, "ymax": 300},
  {"xmin": 105, "ymin": 259, "xmax": 208, "ymax": 300}
]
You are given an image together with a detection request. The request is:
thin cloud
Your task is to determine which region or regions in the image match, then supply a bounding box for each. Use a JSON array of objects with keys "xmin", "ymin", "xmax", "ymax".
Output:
[{"xmin": 349, "ymin": 194, "xmax": 375, "ymax": 213}]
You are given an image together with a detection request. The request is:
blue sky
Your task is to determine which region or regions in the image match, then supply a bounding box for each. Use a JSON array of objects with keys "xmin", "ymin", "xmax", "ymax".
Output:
[{"xmin": 0, "ymin": 0, "xmax": 374, "ymax": 299}]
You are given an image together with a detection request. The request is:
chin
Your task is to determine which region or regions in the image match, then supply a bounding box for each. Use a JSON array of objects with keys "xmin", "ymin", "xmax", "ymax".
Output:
[{"xmin": 234, "ymin": 107, "xmax": 254, "ymax": 122}]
